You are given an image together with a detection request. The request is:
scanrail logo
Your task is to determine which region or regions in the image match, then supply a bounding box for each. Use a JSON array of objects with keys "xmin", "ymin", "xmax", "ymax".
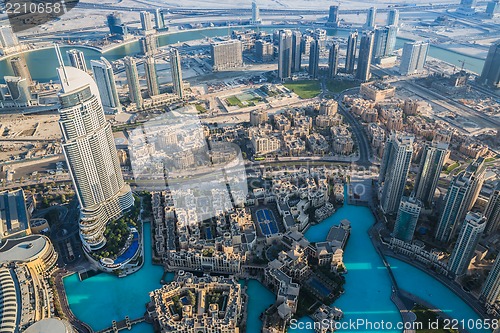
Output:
[{"xmin": 3, "ymin": 0, "xmax": 79, "ymax": 32}]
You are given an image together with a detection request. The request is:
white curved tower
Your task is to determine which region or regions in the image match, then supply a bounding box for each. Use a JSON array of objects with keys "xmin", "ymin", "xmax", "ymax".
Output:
[{"xmin": 56, "ymin": 46, "xmax": 133, "ymax": 251}]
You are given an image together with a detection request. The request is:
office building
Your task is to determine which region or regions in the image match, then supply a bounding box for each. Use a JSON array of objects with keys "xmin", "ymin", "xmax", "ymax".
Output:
[
  {"xmin": 106, "ymin": 12, "xmax": 128, "ymax": 37},
  {"xmin": 365, "ymin": 7, "xmax": 377, "ymax": 29},
  {"xmin": 387, "ymin": 9, "xmax": 400, "ymax": 26},
  {"xmin": 278, "ymin": 30, "xmax": 293, "ymax": 80},
  {"xmin": 155, "ymin": 9, "xmax": 165, "ymax": 30},
  {"xmin": 55, "ymin": 46, "xmax": 134, "ymax": 251},
  {"xmin": 486, "ymin": 0, "xmax": 500, "ymax": 18},
  {"xmin": 251, "ymin": 1, "xmax": 262, "ymax": 25},
  {"xmin": 0, "ymin": 189, "xmax": 31, "ymax": 240},
  {"xmin": 90, "ymin": 57, "xmax": 121, "ymax": 114},
  {"xmin": 479, "ymin": 41, "xmax": 500, "ymax": 89},
  {"xmin": 481, "ymin": 252, "xmax": 500, "ymax": 306},
  {"xmin": 328, "ymin": 43, "xmax": 339, "ymax": 79},
  {"xmin": 448, "ymin": 212, "xmax": 486, "ymax": 277},
  {"xmin": 211, "ymin": 39, "xmax": 244, "ymax": 71},
  {"xmin": 413, "ymin": 141, "xmax": 449, "ymax": 206},
  {"xmin": 345, "ymin": 31, "xmax": 358, "ymax": 74},
  {"xmin": 0, "ymin": 25, "xmax": 19, "ymax": 55},
  {"xmin": 3, "ymin": 76, "xmax": 34, "ymax": 107},
  {"xmin": 309, "ymin": 38, "xmax": 320, "ymax": 79},
  {"xmin": 255, "ymin": 40, "xmax": 274, "ymax": 61},
  {"xmin": 10, "ymin": 56, "xmax": 32, "ymax": 86},
  {"xmin": 144, "ymin": 56, "xmax": 159, "ymax": 97},
  {"xmin": 356, "ymin": 31, "xmax": 375, "ymax": 81},
  {"xmin": 373, "ymin": 26, "xmax": 397, "ymax": 60},
  {"xmin": 124, "ymin": 56, "xmax": 144, "ymax": 108},
  {"xmin": 140, "ymin": 11, "xmax": 154, "ymax": 32},
  {"xmin": 313, "ymin": 28, "xmax": 327, "ymax": 50},
  {"xmin": 66, "ymin": 49, "xmax": 87, "ymax": 72},
  {"xmin": 399, "ymin": 41, "xmax": 429, "ymax": 75},
  {"xmin": 292, "ymin": 30, "xmax": 302, "ymax": 73},
  {"xmin": 140, "ymin": 35, "xmax": 158, "ymax": 56},
  {"xmin": 435, "ymin": 158, "xmax": 485, "ymax": 243},
  {"xmin": 392, "ymin": 196, "xmax": 422, "ymax": 242},
  {"xmin": 327, "ymin": 5, "xmax": 340, "ymax": 27},
  {"xmin": 485, "ymin": 183, "xmax": 500, "ymax": 235},
  {"xmin": 379, "ymin": 133, "xmax": 414, "ymax": 214},
  {"xmin": 170, "ymin": 48, "xmax": 184, "ymax": 99}
]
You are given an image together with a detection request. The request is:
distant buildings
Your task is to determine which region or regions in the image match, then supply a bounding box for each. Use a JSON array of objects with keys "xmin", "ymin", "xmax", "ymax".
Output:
[
  {"xmin": 278, "ymin": 30, "xmax": 293, "ymax": 80},
  {"xmin": 399, "ymin": 41, "xmax": 429, "ymax": 75},
  {"xmin": 0, "ymin": 189, "xmax": 31, "ymax": 240},
  {"xmin": 435, "ymin": 158, "xmax": 485, "ymax": 243},
  {"xmin": 379, "ymin": 133, "xmax": 414, "ymax": 214},
  {"xmin": 387, "ymin": 9, "xmax": 399, "ymax": 26},
  {"xmin": 0, "ymin": 25, "xmax": 20, "ymax": 55},
  {"xmin": 356, "ymin": 31, "xmax": 375, "ymax": 82},
  {"xmin": 479, "ymin": 41, "xmax": 500, "ymax": 89},
  {"xmin": 155, "ymin": 8, "xmax": 166, "ymax": 30},
  {"xmin": 144, "ymin": 56, "xmax": 160, "ymax": 97},
  {"xmin": 372, "ymin": 26, "xmax": 397, "ymax": 60},
  {"xmin": 413, "ymin": 141, "xmax": 449, "ymax": 206},
  {"xmin": 66, "ymin": 49, "xmax": 87, "ymax": 72},
  {"xmin": 140, "ymin": 11, "xmax": 154, "ymax": 33},
  {"xmin": 292, "ymin": 31, "xmax": 302, "ymax": 73},
  {"xmin": 56, "ymin": 48, "xmax": 134, "ymax": 251},
  {"xmin": 140, "ymin": 35, "xmax": 158, "ymax": 56},
  {"xmin": 251, "ymin": 1, "xmax": 262, "ymax": 25},
  {"xmin": 485, "ymin": 183, "xmax": 500, "ymax": 235},
  {"xmin": 328, "ymin": 43, "xmax": 339, "ymax": 79},
  {"xmin": 309, "ymin": 38, "xmax": 320, "ymax": 79},
  {"xmin": 392, "ymin": 196, "xmax": 422, "ymax": 242},
  {"xmin": 91, "ymin": 57, "xmax": 121, "ymax": 114},
  {"xmin": 448, "ymin": 212, "xmax": 486, "ymax": 277},
  {"xmin": 327, "ymin": 5, "xmax": 340, "ymax": 27},
  {"xmin": 170, "ymin": 48, "xmax": 184, "ymax": 99},
  {"xmin": 486, "ymin": 0, "xmax": 500, "ymax": 18},
  {"xmin": 106, "ymin": 12, "xmax": 128, "ymax": 37},
  {"xmin": 365, "ymin": 7, "xmax": 377, "ymax": 29},
  {"xmin": 255, "ymin": 40, "xmax": 274, "ymax": 61},
  {"xmin": 345, "ymin": 31, "xmax": 358, "ymax": 74},
  {"xmin": 124, "ymin": 56, "xmax": 144, "ymax": 108},
  {"xmin": 0, "ymin": 76, "xmax": 36, "ymax": 108},
  {"xmin": 211, "ymin": 39, "xmax": 244, "ymax": 71},
  {"xmin": 10, "ymin": 56, "xmax": 33, "ymax": 86}
]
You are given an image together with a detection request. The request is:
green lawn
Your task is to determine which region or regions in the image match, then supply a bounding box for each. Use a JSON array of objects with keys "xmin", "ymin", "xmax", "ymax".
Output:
[
  {"xmin": 226, "ymin": 96, "xmax": 243, "ymax": 107},
  {"xmin": 284, "ymin": 80, "xmax": 321, "ymax": 99},
  {"xmin": 326, "ymin": 79, "xmax": 360, "ymax": 93},
  {"xmin": 412, "ymin": 305, "xmax": 457, "ymax": 333},
  {"xmin": 444, "ymin": 162, "xmax": 460, "ymax": 174},
  {"xmin": 194, "ymin": 103, "xmax": 207, "ymax": 113}
]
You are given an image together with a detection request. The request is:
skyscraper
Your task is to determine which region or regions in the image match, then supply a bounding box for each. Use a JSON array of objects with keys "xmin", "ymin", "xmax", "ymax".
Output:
[
  {"xmin": 486, "ymin": 0, "xmax": 500, "ymax": 18},
  {"xmin": 211, "ymin": 40, "xmax": 244, "ymax": 71},
  {"xmin": 91, "ymin": 57, "xmax": 121, "ymax": 114},
  {"xmin": 356, "ymin": 31, "xmax": 375, "ymax": 82},
  {"xmin": 392, "ymin": 196, "xmax": 422, "ymax": 242},
  {"xmin": 365, "ymin": 7, "xmax": 377, "ymax": 29},
  {"xmin": 66, "ymin": 49, "xmax": 87, "ymax": 72},
  {"xmin": 387, "ymin": 9, "xmax": 399, "ymax": 26},
  {"xmin": 372, "ymin": 26, "xmax": 397, "ymax": 60},
  {"xmin": 251, "ymin": 1, "xmax": 262, "ymax": 25},
  {"xmin": 10, "ymin": 56, "xmax": 32, "ymax": 86},
  {"xmin": 481, "ymin": 252, "xmax": 500, "ymax": 306},
  {"xmin": 55, "ymin": 46, "xmax": 133, "ymax": 251},
  {"xmin": 309, "ymin": 39, "xmax": 320, "ymax": 79},
  {"xmin": 485, "ymin": 183, "xmax": 500, "ymax": 235},
  {"xmin": 292, "ymin": 31, "xmax": 302, "ymax": 73},
  {"xmin": 140, "ymin": 35, "xmax": 158, "ymax": 56},
  {"xmin": 379, "ymin": 133, "xmax": 414, "ymax": 214},
  {"xmin": 278, "ymin": 30, "xmax": 293, "ymax": 80},
  {"xmin": 399, "ymin": 41, "xmax": 429, "ymax": 75},
  {"xmin": 327, "ymin": 5, "xmax": 340, "ymax": 27},
  {"xmin": 4, "ymin": 76, "xmax": 32, "ymax": 106},
  {"xmin": 479, "ymin": 41, "xmax": 500, "ymax": 89},
  {"xmin": 140, "ymin": 11, "xmax": 154, "ymax": 32},
  {"xmin": 413, "ymin": 141, "xmax": 449, "ymax": 206},
  {"xmin": 435, "ymin": 157, "xmax": 485, "ymax": 243},
  {"xmin": 155, "ymin": 9, "xmax": 165, "ymax": 30},
  {"xmin": 124, "ymin": 56, "xmax": 143, "ymax": 108},
  {"xmin": 448, "ymin": 212, "xmax": 486, "ymax": 277},
  {"xmin": 106, "ymin": 12, "xmax": 128, "ymax": 37},
  {"xmin": 170, "ymin": 48, "xmax": 184, "ymax": 99},
  {"xmin": 345, "ymin": 31, "xmax": 358, "ymax": 74},
  {"xmin": 0, "ymin": 25, "xmax": 19, "ymax": 55},
  {"xmin": 328, "ymin": 43, "xmax": 339, "ymax": 79},
  {"xmin": 144, "ymin": 56, "xmax": 159, "ymax": 97}
]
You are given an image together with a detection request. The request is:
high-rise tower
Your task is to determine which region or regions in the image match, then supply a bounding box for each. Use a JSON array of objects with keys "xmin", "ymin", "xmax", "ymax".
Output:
[
  {"xmin": 448, "ymin": 212, "xmax": 486, "ymax": 277},
  {"xmin": 90, "ymin": 57, "xmax": 121, "ymax": 114},
  {"xmin": 392, "ymin": 196, "xmax": 422, "ymax": 242},
  {"xmin": 479, "ymin": 41, "xmax": 500, "ymax": 89},
  {"xmin": 155, "ymin": 9, "xmax": 165, "ymax": 30},
  {"xmin": 481, "ymin": 252, "xmax": 500, "ymax": 306},
  {"xmin": 356, "ymin": 31, "xmax": 375, "ymax": 82},
  {"xmin": 413, "ymin": 141, "xmax": 449, "ymax": 206},
  {"xmin": 327, "ymin": 5, "xmax": 340, "ymax": 27},
  {"xmin": 345, "ymin": 31, "xmax": 358, "ymax": 74},
  {"xmin": 308, "ymin": 38, "xmax": 320, "ymax": 79},
  {"xmin": 251, "ymin": 1, "xmax": 262, "ymax": 25},
  {"xmin": 10, "ymin": 56, "xmax": 32, "ymax": 86},
  {"xmin": 328, "ymin": 43, "xmax": 339, "ymax": 79},
  {"xmin": 372, "ymin": 26, "xmax": 397, "ymax": 60},
  {"xmin": 485, "ymin": 183, "xmax": 500, "ymax": 235},
  {"xmin": 379, "ymin": 133, "xmax": 414, "ymax": 215},
  {"xmin": 435, "ymin": 157, "xmax": 485, "ymax": 243},
  {"xmin": 170, "ymin": 48, "xmax": 184, "ymax": 99},
  {"xmin": 399, "ymin": 41, "xmax": 429, "ymax": 75},
  {"xmin": 140, "ymin": 11, "xmax": 154, "ymax": 32},
  {"xmin": 387, "ymin": 9, "xmax": 399, "ymax": 26},
  {"xmin": 292, "ymin": 31, "xmax": 302, "ymax": 73},
  {"xmin": 124, "ymin": 56, "xmax": 143, "ymax": 109},
  {"xmin": 66, "ymin": 49, "xmax": 87, "ymax": 72},
  {"xmin": 144, "ymin": 56, "xmax": 159, "ymax": 97},
  {"xmin": 365, "ymin": 7, "xmax": 377, "ymax": 29},
  {"xmin": 55, "ymin": 45, "xmax": 134, "ymax": 251},
  {"xmin": 278, "ymin": 30, "xmax": 293, "ymax": 80}
]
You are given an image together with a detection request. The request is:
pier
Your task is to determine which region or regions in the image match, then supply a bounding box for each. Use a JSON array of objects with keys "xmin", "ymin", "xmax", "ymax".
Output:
[{"xmin": 96, "ymin": 316, "xmax": 145, "ymax": 333}]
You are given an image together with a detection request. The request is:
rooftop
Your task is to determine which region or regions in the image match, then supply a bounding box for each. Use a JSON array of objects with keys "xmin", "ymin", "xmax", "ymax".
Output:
[{"xmin": 0, "ymin": 235, "xmax": 49, "ymax": 263}]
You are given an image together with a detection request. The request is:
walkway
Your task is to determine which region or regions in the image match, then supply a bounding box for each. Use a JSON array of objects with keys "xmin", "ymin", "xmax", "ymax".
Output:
[{"xmin": 96, "ymin": 317, "xmax": 145, "ymax": 333}]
